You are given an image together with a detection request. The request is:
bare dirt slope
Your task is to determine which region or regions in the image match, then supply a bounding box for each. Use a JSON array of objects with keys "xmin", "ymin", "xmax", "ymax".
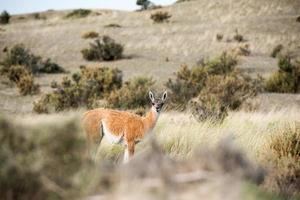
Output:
[{"xmin": 0, "ymin": 0, "xmax": 300, "ymax": 114}]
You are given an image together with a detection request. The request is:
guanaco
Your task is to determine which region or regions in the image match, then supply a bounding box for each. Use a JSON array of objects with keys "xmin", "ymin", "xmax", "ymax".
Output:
[{"xmin": 82, "ymin": 91, "xmax": 167, "ymax": 163}]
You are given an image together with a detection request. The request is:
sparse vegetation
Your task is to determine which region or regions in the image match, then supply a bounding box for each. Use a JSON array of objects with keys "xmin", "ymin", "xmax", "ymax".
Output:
[
  {"xmin": 0, "ymin": 45, "xmax": 63, "ymax": 95},
  {"xmin": 1, "ymin": 44, "xmax": 65, "ymax": 74},
  {"xmin": 65, "ymin": 9, "xmax": 92, "ymax": 19},
  {"xmin": 265, "ymin": 55, "xmax": 300, "ymax": 93},
  {"xmin": 81, "ymin": 31, "xmax": 99, "ymax": 39},
  {"xmin": 271, "ymin": 44, "xmax": 284, "ymax": 58},
  {"xmin": 0, "ymin": 10, "xmax": 10, "ymax": 24},
  {"xmin": 81, "ymin": 36, "xmax": 124, "ymax": 61},
  {"xmin": 263, "ymin": 124, "xmax": 300, "ymax": 199},
  {"xmin": 107, "ymin": 76, "xmax": 155, "ymax": 110},
  {"xmin": 33, "ymin": 66, "xmax": 122, "ymax": 113},
  {"xmin": 150, "ymin": 11, "xmax": 171, "ymax": 23}
]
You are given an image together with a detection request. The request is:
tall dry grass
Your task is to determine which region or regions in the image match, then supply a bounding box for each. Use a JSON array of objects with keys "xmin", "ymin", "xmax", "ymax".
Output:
[{"xmin": 2, "ymin": 107, "xmax": 299, "ymax": 199}]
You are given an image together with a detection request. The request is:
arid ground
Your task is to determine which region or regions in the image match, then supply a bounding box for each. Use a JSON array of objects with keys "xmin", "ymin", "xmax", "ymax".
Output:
[{"xmin": 0, "ymin": 0, "xmax": 300, "ymax": 199}]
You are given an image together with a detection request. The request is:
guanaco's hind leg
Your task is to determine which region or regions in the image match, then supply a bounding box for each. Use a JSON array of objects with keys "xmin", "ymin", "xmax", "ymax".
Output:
[
  {"xmin": 85, "ymin": 122, "xmax": 104, "ymax": 161},
  {"xmin": 93, "ymin": 123, "xmax": 104, "ymax": 161},
  {"xmin": 123, "ymin": 141, "xmax": 135, "ymax": 163}
]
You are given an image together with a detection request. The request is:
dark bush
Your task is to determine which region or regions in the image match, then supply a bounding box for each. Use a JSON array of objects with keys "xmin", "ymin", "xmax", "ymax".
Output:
[
  {"xmin": 107, "ymin": 76, "xmax": 155, "ymax": 110},
  {"xmin": 65, "ymin": 9, "xmax": 91, "ymax": 19},
  {"xmin": 166, "ymin": 53, "xmax": 238, "ymax": 109},
  {"xmin": 1, "ymin": 44, "xmax": 65, "ymax": 74},
  {"xmin": 191, "ymin": 72, "xmax": 262, "ymax": 122},
  {"xmin": 33, "ymin": 66, "xmax": 122, "ymax": 113},
  {"xmin": 233, "ymin": 29, "xmax": 244, "ymax": 42},
  {"xmin": 1, "ymin": 44, "xmax": 41, "ymax": 74},
  {"xmin": 81, "ymin": 36, "xmax": 123, "ymax": 61},
  {"xmin": 0, "ymin": 10, "xmax": 10, "ymax": 24},
  {"xmin": 216, "ymin": 34, "xmax": 223, "ymax": 41},
  {"xmin": 296, "ymin": 16, "xmax": 300, "ymax": 22},
  {"xmin": 150, "ymin": 11, "xmax": 171, "ymax": 23},
  {"xmin": 136, "ymin": 0, "xmax": 151, "ymax": 10},
  {"xmin": 81, "ymin": 31, "xmax": 99, "ymax": 39},
  {"xmin": 265, "ymin": 55, "xmax": 300, "ymax": 93},
  {"xmin": 39, "ymin": 58, "xmax": 66, "ymax": 73},
  {"xmin": 271, "ymin": 44, "xmax": 283, "ymax": 58},
  {"xmin": 104, "ymin": 23, "xmax": 122, "ymax": 28}
]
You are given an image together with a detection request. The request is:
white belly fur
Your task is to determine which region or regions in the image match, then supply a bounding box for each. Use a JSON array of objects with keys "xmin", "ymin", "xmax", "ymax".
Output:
[{"xmin": 101, "ymin": 121, "xmax": 124, "ymax": 145}]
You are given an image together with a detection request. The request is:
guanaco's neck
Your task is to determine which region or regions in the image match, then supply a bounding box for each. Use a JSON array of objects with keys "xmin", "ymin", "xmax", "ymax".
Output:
[{"xmin": 142, "ymin": 107, "xmax": 160, "ymax": 135}]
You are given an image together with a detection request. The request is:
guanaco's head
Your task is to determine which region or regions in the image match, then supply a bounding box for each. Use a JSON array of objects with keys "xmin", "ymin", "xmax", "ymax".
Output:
[{"xmin": 149, "ymin": 91, "xmax": 168, "ymax": 113}]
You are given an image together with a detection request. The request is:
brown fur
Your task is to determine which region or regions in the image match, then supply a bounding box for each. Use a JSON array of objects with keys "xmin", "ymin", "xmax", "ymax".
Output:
[
  {"xmin": 82, "ymin": 107, "xmax": 159, "ymax": 162},
  {"xmin": 82, "ymin": 91, "xmax": 167, "ymax": 162},
  {"xmin": 82, "ymin": 108, "xmax": 158, "ymax": 144}
]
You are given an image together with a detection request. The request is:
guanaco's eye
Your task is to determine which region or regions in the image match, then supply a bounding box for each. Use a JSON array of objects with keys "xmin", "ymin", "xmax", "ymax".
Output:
[{"xmin": 152, "ymin": 103, "xmax": 155, "ymax": 106}]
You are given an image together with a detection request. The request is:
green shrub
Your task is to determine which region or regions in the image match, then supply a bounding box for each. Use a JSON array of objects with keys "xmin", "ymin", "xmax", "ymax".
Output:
[
  {"xmin": 136, "ymin": 0, "xmax": 151, "ymax": 10},
  {"xmin": 271, "ymin": 44, "xmax": 283, "ymax": 58},
  {"xmin": 166, "ymin": 65, "xmax": 207, "ymax": 110},
  {"xmin": 0, "ymin": 10, "xmax": 10, "ymax": 24},
  {"xmin": 33, "ymin": 66, "xmax": 122, "ymax": 113},
  {"xmin": 81, "ymin": 36, "xmax": 123, "ymax": 61},
  {"xmin": 166, "ymin": 53, "xmax": 238, "ymax": 109},
  {"xmin": 191, "ymin": 72, "xmax": 261, "ymax": 122},
  {"xmin": 263, "ymin": 124, "xmax": 300, "ymax": 198},
  {"xmin": 265, "ymin": 55, "xmax": 300, "ymax": 93},
  {"xmin": 150, "ymin": 11, "xmax": 171, "ymax": 23},
  {"xmin": 107, "ymin": 76, "xmax": 155, "ymax": 110},
  {"xmin": 6, "ymin": 65, "xmax": 40, "ymax": 95},
  {"xmin": 65, "ymin": 9, "xmax": 91, "ymax": 19},
  {"xmin": 1, "ymin": 44, "xmax": 65, "ymax": 74},
  {"xmin": 81, "ymin": 31, "xmax": 99, "ymax": 39}
]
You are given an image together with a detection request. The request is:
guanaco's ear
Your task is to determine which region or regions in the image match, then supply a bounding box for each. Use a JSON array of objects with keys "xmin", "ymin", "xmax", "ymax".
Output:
[
  {"xmin": 149, "ymin": 91, "xmax": 155, "ymax": 102},
  {"xmin": 161, "ymin": 91, "xmax": 168, "ymax": 102}
]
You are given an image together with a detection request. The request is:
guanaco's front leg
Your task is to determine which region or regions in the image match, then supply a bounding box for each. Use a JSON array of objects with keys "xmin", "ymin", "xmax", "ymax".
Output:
[{"xmin": 124, "ymin": 141, "xmax": 135, "ymax": 163}]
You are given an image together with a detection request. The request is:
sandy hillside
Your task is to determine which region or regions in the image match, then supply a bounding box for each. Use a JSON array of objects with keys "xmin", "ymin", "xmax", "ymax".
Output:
[{"xmin": 0, "ymin": 0, "xmax": 300, "ymax": 114}]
